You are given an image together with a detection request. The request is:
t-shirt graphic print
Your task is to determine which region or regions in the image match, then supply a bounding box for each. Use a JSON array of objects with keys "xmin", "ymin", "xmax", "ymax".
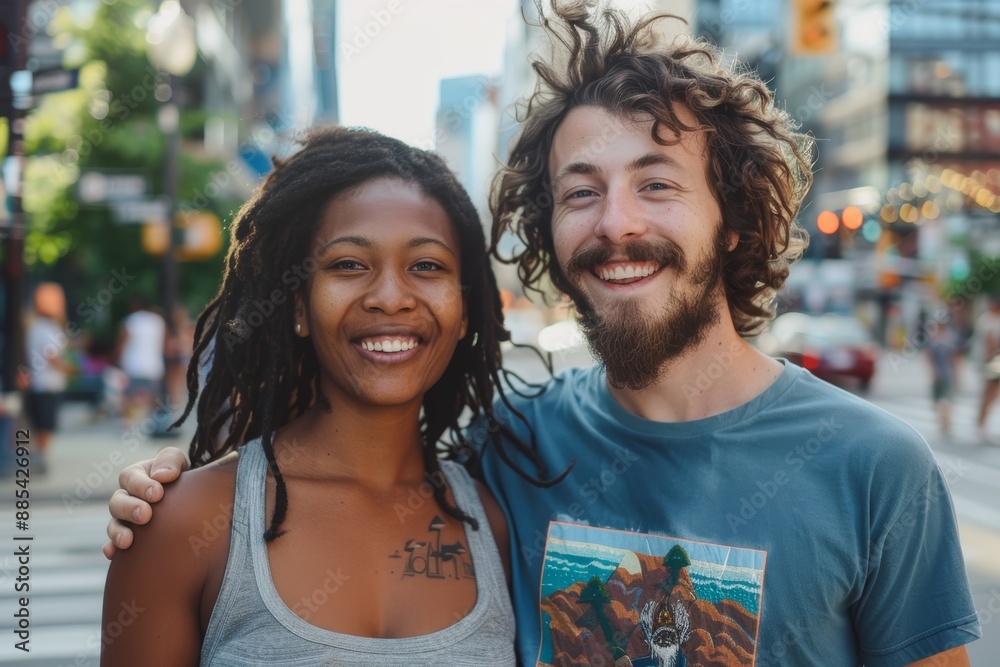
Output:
[{"xmin": 537, "ymin": 522, "xmax": 766, "ymax": 667}]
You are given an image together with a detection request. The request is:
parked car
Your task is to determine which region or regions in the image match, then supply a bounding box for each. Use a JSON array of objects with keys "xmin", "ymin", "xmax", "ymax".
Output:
[{"xmin": 757, "ymin": 312, "xmax": 877, "ymax": 391}]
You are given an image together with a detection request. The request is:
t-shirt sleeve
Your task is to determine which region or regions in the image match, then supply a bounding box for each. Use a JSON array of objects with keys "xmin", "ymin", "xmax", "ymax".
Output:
[{"xmin": 853, "ymin": 458, "xmax": 981, "ymax": 666}]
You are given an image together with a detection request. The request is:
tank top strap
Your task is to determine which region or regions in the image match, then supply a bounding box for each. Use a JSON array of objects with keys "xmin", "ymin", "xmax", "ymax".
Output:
[
  {"xmin": 232, "ymin": 437, "xmax": 267, "ymax": 531},
  {"xmin": 439, "ymin": 460, "xmax": 509, "ymax": 601}
]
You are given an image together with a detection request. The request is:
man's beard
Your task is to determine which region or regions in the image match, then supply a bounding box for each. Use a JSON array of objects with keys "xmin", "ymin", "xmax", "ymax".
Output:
[{"xmin": 562, "ymin": 228, "xmax": 727, "ymax": 390}]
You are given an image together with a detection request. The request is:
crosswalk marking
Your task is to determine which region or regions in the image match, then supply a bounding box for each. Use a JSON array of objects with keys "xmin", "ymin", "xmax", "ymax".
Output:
[{"xmin": 0, "ymin": 507, "xmax": 106, "ymax": 665}]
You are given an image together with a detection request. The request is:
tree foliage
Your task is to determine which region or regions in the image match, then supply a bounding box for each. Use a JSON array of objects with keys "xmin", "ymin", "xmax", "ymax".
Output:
[{"xmin": 23, "ymin": 0, "xmax": 244, "ymax": 337}]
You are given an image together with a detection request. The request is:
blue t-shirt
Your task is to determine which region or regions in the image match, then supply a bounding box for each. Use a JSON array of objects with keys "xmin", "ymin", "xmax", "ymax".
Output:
[{"xmin": 477, "ymin": 361, "xmax": 980, "ymax": 666}]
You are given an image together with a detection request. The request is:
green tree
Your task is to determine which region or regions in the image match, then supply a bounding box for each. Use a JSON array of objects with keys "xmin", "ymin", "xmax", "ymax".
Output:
[
  {"xmin": 22, "ymin": 0, "xmax": 242, "ymax": 337},
  {"xmin": 664, "ymin": 545, "xmax": 691, "ymax": 589},
  {"xmin": 579, "ymin": 576, "xmax": 626, "ymax": 660}
]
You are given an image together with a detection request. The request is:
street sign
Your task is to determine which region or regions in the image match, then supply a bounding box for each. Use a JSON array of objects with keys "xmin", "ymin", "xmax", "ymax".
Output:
[
  {"xmin": 30, "ymin": 67, "xmax": 80, "ymax": 95},
  {"xmin": 112, "ymin": 197, "xmax": 169, "ymax": 224},
  {"xmin": 78, "ymin": 171, "xmax": 148, "ymax": 204}
]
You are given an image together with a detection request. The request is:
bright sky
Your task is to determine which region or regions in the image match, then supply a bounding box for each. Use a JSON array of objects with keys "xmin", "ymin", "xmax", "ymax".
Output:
[
  {"xmin": 336, "ymin": 0, "xmax": 517, "ymax": 148},
  {"xmin": 335, "ymin": 1, "xmax": 691, "ymax": 148}
]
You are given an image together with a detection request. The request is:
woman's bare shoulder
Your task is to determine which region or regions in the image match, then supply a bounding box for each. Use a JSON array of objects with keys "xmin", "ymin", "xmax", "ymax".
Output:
[{"xmin": 116, "ymin": 451, "xmax": 239, "ymax": 565}]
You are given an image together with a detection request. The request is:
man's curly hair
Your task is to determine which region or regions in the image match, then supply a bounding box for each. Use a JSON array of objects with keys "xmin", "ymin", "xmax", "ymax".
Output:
[{"xmin": 490, "ymin": 1, "xmax": 814, "ymax": 336}]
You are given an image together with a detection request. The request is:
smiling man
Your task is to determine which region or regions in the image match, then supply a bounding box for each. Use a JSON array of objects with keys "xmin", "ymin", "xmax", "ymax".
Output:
[
  {"xmin": 104, "ymin": 3, "xmax": 979, "ymax": 666},
  {"xmin": 480, "ymin": 3, "xmax": 981, "ymax": 666}
]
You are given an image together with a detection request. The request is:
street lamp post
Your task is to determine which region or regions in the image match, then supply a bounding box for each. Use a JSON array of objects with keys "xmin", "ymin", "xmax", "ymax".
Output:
[{"xmin": 146, "ymin": 0, "xmax": 196, "ymax": 432}]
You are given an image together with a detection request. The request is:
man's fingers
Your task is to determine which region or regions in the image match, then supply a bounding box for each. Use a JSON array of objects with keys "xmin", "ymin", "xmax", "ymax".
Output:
[
  {"xmin": 118, "ymin": 460, "xmax": 162, "ymax": 502},
  {"xmin": 149, "ymin": 447, "xmax": 189, "ymax": 482},
  {"xmin": 102, "ymin": 540, "xmax": 117, "ymax": 560},
  {"xmin": 109, "ymin": 488, "xmax": 152, "ymax": 524},
  {"xmin": 105, "ymin": 515, "xmax": 135, "ymax": 552}
]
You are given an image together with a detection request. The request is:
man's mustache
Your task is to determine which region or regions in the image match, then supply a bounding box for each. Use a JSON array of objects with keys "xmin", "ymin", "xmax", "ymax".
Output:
[{"xmin": 564, "ymin": 240, "xmax": 687, "ymax": 278}]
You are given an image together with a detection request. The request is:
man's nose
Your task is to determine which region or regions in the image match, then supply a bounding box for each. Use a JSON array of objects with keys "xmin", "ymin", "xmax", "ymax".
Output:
[
  {"xmin": 362, "ymin": 270, "xmax": 418, "ymax": 314},
  {"xmin": 592, "ymin": 188, "xmax": 649, "ymax": 244}
]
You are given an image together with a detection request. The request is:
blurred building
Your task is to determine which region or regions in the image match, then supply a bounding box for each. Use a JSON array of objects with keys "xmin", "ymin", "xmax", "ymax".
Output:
[
  {"xmin": 436, "ymin": 75, "xmax": 501, "ymax": 227},
  {"xmin": 192, "ymin": 0, "xmax": 338, "ymax": 171},
  {"xmin": 701, "ymin": 0, "xmax": 1000, "ymax": 346}
]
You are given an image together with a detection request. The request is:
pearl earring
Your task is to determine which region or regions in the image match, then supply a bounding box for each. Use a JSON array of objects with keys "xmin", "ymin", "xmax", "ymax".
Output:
[{"xmin": 295, "ymin": 323, "xmax": 302, "ymax": 335}]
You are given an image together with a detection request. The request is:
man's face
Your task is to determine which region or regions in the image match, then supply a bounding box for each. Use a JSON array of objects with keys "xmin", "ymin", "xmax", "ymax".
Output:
[{"xmin": 547, "ymin": 105, "xmax": 730, "ymax": 389}]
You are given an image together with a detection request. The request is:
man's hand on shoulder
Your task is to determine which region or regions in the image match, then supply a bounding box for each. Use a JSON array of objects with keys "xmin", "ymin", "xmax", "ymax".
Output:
[{"xmin": 103, "ymin": 446, "xmax": 190, "ymax": 559}]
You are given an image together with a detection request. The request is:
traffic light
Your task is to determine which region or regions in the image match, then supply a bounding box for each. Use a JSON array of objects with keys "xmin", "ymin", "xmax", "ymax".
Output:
[{"xmin": 792, "ymin": 0, "xmax": 837, "ymax": 56}]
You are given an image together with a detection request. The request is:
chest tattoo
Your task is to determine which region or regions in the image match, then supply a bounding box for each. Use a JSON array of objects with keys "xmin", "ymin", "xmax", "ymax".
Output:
[{"xmin": 387, "ymin": 515, "xmax": 475, "ymax": 580}]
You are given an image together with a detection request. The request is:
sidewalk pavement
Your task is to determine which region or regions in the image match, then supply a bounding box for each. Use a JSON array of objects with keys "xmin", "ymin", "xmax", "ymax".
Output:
[{"xmin": 5, "ymin": 402, "xmax": 196, "ymax": 507}]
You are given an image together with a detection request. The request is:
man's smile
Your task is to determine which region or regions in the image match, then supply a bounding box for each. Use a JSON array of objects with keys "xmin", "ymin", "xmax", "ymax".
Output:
[{"xmin": 593, "ymin": 260, "xmax": 662, "ymax": 284}]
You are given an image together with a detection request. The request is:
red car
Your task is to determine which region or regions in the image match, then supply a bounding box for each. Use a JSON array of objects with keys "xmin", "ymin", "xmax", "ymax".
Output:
[{"xmin": 758, "ymin": 313, "xmax": 878, "ymax": 391}]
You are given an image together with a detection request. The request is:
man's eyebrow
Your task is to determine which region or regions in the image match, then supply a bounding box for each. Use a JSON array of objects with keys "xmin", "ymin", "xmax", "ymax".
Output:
[
  {"xmin": 553, "ymin": 153, "xmax": 684, "ymax": 187},
  {"xmin": 627, "ymin": 152, "xmax": 683, "ymax": 172},
  {"xmin": 407, "ymin": 236, "xmax": 455, "ymax": 256},
  {"xmin": 553, "ymin": 161, "xmax": 600, "ymax": 187},
  {"xmin": 321, "ymin": 236, "xmax": 371, "ymax": 251}
]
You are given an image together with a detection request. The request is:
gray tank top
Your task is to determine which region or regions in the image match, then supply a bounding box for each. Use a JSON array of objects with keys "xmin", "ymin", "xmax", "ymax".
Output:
[{"xmin": 200, "ymin": 438, "xmax": 516, "ymax": 666}]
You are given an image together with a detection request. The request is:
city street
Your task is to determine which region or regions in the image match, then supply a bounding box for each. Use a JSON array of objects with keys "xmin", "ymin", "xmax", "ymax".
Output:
[{"xmin": 1, "ymin": 347, "xmax": 999, "ymax": 665}]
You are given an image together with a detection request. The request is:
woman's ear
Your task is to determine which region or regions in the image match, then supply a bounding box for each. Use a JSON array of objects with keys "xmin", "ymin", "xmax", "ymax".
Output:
[
  {"xmin": 293, "ymin": 291, "xmax": 309, "ymax": 337},
  {"xmin": 727, "ymin": 230, "xmax": 739, "ymax": 252}
]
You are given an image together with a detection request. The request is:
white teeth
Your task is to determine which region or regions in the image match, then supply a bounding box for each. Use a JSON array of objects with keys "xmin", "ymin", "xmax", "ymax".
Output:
[
  {"xmin": 361, "ymin": 338, "xmax": 418, "ymax": 352},
  {"xmin": 598, "ymin": 264, "xmax": 658, "ymax": 281}
]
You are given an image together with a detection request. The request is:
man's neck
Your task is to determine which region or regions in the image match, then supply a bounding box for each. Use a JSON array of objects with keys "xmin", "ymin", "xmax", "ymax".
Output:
[{"xmin": 605, "ymin": 323, "xmax": 784, "ymax": 423}]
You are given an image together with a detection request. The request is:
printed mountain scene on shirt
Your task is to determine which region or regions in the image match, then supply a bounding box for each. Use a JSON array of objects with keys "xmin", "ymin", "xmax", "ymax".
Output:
[{"xmin": 537, "ymin": 522, "xmax": 766, "ymax": 667}]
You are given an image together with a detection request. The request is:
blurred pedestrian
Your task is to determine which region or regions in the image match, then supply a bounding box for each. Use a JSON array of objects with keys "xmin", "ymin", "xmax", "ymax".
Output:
[
  {"xmin": 975, "ymin": 295, "xmax": 1000, "ymax": 442},
  {"xmin": 164, "ymin": 305, "xmax": 194, "ymax": 406},
  {"xmin": 115, "ymin": 296, "xmax": 166, "ymax": 424},
  {"xmin": 0, "ymin": 330, "xmax": 14, "ymax": 476},
  {"xmin": 927, "ymin": 321, "xmax": 960, "ymax": 438},
  {"xmin": 24, "ymin": 283, "xmax": 71, "ymax": 473}
]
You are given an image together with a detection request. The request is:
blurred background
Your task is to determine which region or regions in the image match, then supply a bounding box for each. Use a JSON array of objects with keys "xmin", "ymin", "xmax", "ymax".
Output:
[{"xmin": 1, "ymin": 0, "xmax": 1000, "ymax": 664}]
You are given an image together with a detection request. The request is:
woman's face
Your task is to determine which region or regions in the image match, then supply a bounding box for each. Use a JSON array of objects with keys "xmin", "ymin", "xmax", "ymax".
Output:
[{"xmin": 295, "ymin": 177, "xmax": 468, "ymax": 410}]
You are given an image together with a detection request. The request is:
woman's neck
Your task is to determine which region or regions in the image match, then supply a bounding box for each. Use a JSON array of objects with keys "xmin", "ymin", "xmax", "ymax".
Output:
[{"xmin": 272, "ymin": 399, "xmax": 427, "ymax": 489}]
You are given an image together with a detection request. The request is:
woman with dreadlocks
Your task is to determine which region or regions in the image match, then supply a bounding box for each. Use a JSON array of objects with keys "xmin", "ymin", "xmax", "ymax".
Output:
[{"xmin": 101, "ymin": 127, "xmax": 522, "ymax": 665}]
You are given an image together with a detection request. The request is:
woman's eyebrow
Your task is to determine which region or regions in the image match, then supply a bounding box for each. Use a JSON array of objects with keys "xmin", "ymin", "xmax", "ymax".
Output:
[
  {"xmin": 321, "ymin": 235, "xmax": 371, "ymax": 251},
  {"xmin": 407, "ymin": 237, "xmax": 456, "ymax": 256}
]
